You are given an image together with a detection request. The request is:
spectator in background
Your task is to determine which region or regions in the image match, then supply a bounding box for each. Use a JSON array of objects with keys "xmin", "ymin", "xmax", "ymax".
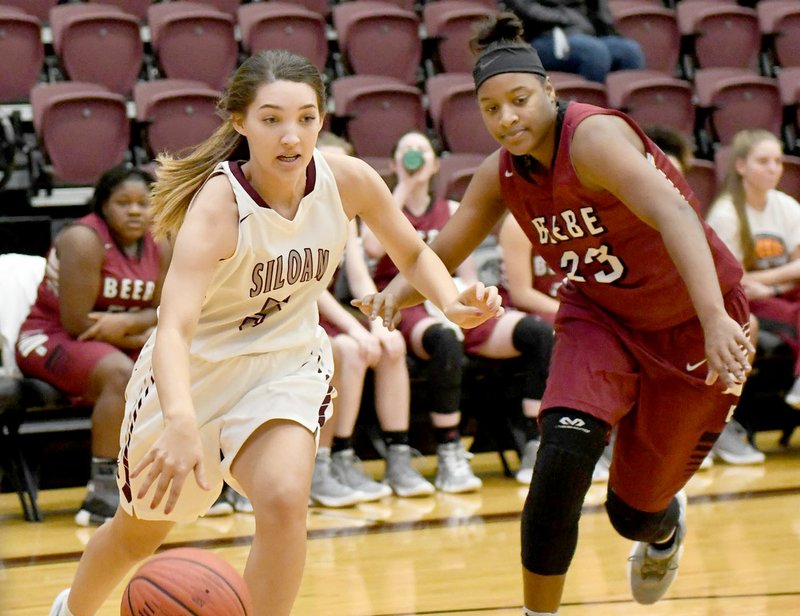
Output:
[
  {"xmin": 363, "ymin": 131, "xmax": 554, "ymax": 489},
  {"xmin": 309, "ymin": 132, "xmax": 435, "ymax": 506},
  {"xmin": 16, "ymin": 165, "xmax": 170, "ymax": 526},
  {"xmin": 707, "ymin": 129, "xmax": 800, "ymax": 422},
  {"xmin": 504, "ymin": 0, "xmax": 645, "ymax": 83}
]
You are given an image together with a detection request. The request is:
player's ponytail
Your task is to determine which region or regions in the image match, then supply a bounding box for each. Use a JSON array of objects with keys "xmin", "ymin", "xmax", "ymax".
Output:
[{"xmin": 470, "ymin": 12, "xmax": 528, "ymax": 56}]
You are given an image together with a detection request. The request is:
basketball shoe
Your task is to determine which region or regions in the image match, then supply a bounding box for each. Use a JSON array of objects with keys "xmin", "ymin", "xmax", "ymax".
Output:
[
  {"xmin": 384, "ymin": 444, "xmax": 435, "ymax": 497},
  {"xmin": 74, "ymin": 457, "xmax": 119, "ymax": 527},
  {"xmin": 309, "ymin": 448, "xmax": 364, "ymax": 507},
  {"xmin": 628, "ymin": 489, "xmax": 687, "ymax": 605},
  {"xmin": 515, "ymin": 438, "xmax": 540, "ymax": 485},
  {"xmin": 331, "ymin": 448, "xmax": 392, "ymax": 501},
  {"xmin": 712, "ymin": 419, "xmax": 765, "ymax": 465},
  {"xmin": 435, "ymin": 441, "xmax": 482, "ymax": 493},
  {"xmin": 49, "ymin": 589, "xmax": 71, "ymax": 616}
]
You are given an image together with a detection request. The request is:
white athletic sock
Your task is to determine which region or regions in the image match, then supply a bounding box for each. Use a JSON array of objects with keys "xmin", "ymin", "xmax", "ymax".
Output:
[{"xmin": 523, "ymin": 609, "xmax": 557, "ymax": 615}]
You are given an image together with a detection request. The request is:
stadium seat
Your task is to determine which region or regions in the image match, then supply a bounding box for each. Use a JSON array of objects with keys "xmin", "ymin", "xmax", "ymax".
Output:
[
  {"xmin": 779, "ymin": 154, "xmax": 800, "ymax": 200},
  {"xmin": 30, "ymin": 82, "xmax": 130, "ymax": 186},
  {"xmin": 331, "ymin": 75, "xmax": 426, "ymax": 172},
  {"xmin": 85, "ymin": 0, "xmax": 150, "ymax": 21},
  {"xmin": 0, "ymin": 0, "xmax": 57, "ymax": 22},
  {"xmin": 238, "ymin": 2, "xmax": 328, "ymax": 72},
  {"xmin": 423, "ymin": 1, "xmax": 495, "ymax": 74},
  {"xmin": 0, "ymin": 7, "xmax": 44, "ymax": 102},
  {"xmin": 134, "ymin": 79, "xmax": 222, "ymax": 159},
  {"xmin": 605, "ymin": 69, "xmax": 695, "ymax": 135},
  {"xmin": 611, "ymin": 3, "xmax": 680, "ymax": 75},
  {"xmin": 758, "ymin": 0, "xmax": 800, "ymax": 70},
  {"xmin": 426, "ymin": 73, "xmax": 496, "ymax": 155},
  {"xmin": 49, "ymin": 3, "xmax": 143, "ymax": 96},
  {"xmin": 677, "ymin": 2, "xmax": 760, "ymax": 76},
  {"xmin": 777, "ymin": 67, "xmax": 800, "ymax": 153},
  {"xmin": 332, "ymin": 1, "xmax": 421, "ymax": 84},
  {"xmin": 148, "ymin": 1, "xmax": 238, "ymax": 90},
  {"xmin": 694, "ymin": 68, "xmax": 781, "ymax": 147},
  {"xmin": 436, "ymin": 152, "xmax": 486, "ymax": 201},
  {"xmin": 684, "ymin": 157, "xmax": 717, "ymax": 216},
  {"xmin": 548, "ymin": 72, "xmax": 608, "ymax": 108}
]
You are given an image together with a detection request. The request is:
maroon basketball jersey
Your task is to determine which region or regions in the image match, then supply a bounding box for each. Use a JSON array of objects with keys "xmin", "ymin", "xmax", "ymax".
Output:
[
  {"xmin": 27, "ymin": 213, "xmax": 162, "ymax": 322},
  {"xmin": 373, "ymin": 196, "xmax": 452, "ymax": 291},
  {"xmin": 499, "ymin": 102, "xmax": 742, "ymax": 330}
]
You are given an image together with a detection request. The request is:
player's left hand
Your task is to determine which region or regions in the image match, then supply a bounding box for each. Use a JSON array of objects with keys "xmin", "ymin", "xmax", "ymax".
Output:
[
  {"xmin": 443, "ymin": 282, "xmax": 504, "ymax": 329},
  {"xmin": 703, "ymin": 314, "xmax": 754, "ymax": 391},
  {"xmin": 351, "ymin": 292, "xmax": 402, "ymax": 331}
]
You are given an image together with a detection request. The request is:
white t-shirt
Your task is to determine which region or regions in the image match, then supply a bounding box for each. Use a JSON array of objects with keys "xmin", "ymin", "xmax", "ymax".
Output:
[{"xmin": 706, "ymin": 189, "xmax": 800, "ymax": 270}]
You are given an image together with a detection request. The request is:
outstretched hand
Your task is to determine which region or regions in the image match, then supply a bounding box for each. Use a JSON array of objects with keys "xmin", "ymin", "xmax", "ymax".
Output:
[
  {"xmin": 444, "ymin": 281, "xmax": 504, "ymax": 329},
  {"xmin": 351, "ymin": 292, "xmax": 402, "ymax": 331}
]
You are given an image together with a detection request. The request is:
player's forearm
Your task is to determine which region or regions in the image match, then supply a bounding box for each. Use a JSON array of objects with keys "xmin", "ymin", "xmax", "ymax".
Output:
[{"xmin": 397, "ymin": 246, "xmax": 459, "ymax": 311}]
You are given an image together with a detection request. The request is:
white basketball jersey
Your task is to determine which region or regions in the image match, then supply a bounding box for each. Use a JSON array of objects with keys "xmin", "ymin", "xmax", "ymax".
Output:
[{"xmin": 189, "ymin": 151, "xmax": 349, "ymax": 361}]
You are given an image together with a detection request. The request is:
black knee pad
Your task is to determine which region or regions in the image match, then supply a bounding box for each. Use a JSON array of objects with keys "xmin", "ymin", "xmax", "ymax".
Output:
[
  {"xmin": 605, "ymin": 489, "xmax": 681, "ymax": 543},
  {"xmin": 511, "ymin": 316, "xmax": 554, "ymax": 400},
  {"xmin": 521, "ymin": 409, "xmax": 609, "ymax": 575},
  {"xmin": 420, "ymin": 325, "xmax": 463, "ymax": 413}
]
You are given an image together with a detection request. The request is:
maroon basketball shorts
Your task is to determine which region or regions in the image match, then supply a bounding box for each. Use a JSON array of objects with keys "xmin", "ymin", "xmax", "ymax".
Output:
[
  {"xmin": 542, "ymin": 285, "xmax": 749, "ymax": 512},
  {"xmin": 16, "ymin": 322, "xmax": 137, "ymax": 400}
]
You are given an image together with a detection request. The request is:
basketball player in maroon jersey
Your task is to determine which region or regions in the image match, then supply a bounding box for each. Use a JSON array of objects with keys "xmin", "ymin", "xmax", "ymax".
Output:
[
  {"xmin": 16, "ymin": 166, "xmax": 169, "ymax": 527},
  {"xmin": 359, "ymin": 13, "xmax": 754, "ymax": 614}
]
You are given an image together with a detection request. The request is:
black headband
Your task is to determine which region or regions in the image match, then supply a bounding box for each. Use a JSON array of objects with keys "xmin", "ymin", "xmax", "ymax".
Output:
[{"xmin": 472, "ymin": 46, "xmax": 547, "ymax": 90}]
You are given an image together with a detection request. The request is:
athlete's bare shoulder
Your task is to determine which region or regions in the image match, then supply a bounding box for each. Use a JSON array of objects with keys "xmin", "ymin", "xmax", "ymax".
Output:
[{"xmin": 320, "ymin": 149, "xmax": 391, "ymax": 219}]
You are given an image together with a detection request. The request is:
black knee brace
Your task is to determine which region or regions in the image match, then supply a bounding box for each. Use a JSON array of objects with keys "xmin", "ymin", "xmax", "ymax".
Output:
[
  {"xmin": 521, "ymin": 409, "xmax": 609, "ymax": 575},
  {"xmin": 605, "ymin": 489, "xmax": 681, "ymax": 544},
  {"xmin": 511, "ymin": 316, "xmax": 554, "ymax": 400},
  {"xmin": 420, "ymin": 325, "xmax": 464, "ymax": 413}
]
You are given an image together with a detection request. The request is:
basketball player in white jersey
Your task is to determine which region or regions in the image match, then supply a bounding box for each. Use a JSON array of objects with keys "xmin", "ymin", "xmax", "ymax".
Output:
[{"xmin": 50, "ymin": 50, "xmax": 503, "ymax": 616}]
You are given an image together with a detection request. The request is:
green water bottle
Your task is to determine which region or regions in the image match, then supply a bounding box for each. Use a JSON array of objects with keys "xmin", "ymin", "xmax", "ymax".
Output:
[{"xmin": 402, "ymin": 150, "xmax": 424, "ymax": 174}]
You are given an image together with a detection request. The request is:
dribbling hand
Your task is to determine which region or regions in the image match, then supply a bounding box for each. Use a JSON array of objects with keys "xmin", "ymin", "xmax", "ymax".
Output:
[{"xmin": 130, "ymin": 415, "xmax": 210, "ymax": 515}]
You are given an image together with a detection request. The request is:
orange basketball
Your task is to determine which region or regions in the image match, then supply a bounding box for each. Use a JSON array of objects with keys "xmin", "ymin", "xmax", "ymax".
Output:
[{"xmin": 121, "ymin": 548, "xmax": 252, "ymax": 615}]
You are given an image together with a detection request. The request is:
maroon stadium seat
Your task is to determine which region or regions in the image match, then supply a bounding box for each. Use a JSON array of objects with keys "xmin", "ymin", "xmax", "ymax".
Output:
[
  {"xmin": 684, "ymin": 157, "xmax": 717, "ymax": 216},
  {"xmin": 758, "ymin": 0, "xmax": 800, "ymax": 70},
  {"xmin": 694, "ymin": 68, "xmax": 781, "ymax": 145},
  {"xmin": 148, "ymin": 1, "xmax": 237, "ymax": 90},
  {"xmin": 134, "ymin": 79, "xmax": 222, "ymax": 159},
  {"xmin": 333, "ymin": 1, "xmax": 421, "ymax": 84},
  {"xmin": 30, "ymin": 82, "xmax": 130, "ymax": 185},
  {"xmin": 238, "ymin": 2, "xmax": 328, "ymax": 72},
  {"xmin": 677, "ymin": 2, "xmax": 760, "ymax": 73},
  {"xmin": 50, "ymin": 3, "xmax": 143, "ymax": 96},
  {"xmin": 605, "ymin": 69, "xmax": 695, "ymax": 135},
  {"xmin": 0, "ymin": 7, "xmax": 44, "ymax": 102},
  {"xmin": 331, "ymin": 75, "xmax": 426, "ymax": 172},
  {"xmin": 423, "ymin": 1, "xmax": 495, "ymax": 74},
  {"xmin": 436, "ymin": 152, "xmax": 486, "ymax": 201},
  {"xmin": 611, "ymin": 4, "xmax": 680, "ymax": 75},
  {"xmin": 548, "ymin": 72, "xmax": 608, "ymax": 108},
  {"xmin": 426, "ymin": 72, "xmax": 496, "ymax": 155}
]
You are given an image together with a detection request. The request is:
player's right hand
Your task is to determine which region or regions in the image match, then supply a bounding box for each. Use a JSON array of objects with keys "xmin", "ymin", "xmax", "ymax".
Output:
[
  {"xmin": 130, "ymin": 415, "xmax": 209, "ymax": 515},
  {"xmin": 443, "ymin": 282, "xmax": 504, "ymax": 329}
]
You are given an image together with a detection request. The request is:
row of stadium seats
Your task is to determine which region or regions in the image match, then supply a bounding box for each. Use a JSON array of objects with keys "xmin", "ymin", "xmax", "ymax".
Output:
[
  {"xmin": 12, "ymin": 65, "xmax": 800, "ymax": 188},
  {"xmin": 2, "ymin": 0, "xmax": 799, "ymax": 103}
]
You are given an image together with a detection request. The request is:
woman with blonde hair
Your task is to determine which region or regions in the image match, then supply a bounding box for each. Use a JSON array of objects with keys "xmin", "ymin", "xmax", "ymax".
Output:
[{"xmin": 707, "ymin": 130, "xmax": 800, "ymax": 414}]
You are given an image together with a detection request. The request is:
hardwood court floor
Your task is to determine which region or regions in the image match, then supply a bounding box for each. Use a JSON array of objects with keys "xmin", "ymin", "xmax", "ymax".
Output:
[{"xmin": 2, "ymin": 431, "xmax": 800, "ymax": 615}]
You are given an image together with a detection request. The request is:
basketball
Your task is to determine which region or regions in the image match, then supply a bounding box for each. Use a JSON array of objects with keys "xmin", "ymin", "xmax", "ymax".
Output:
[{"xmin": 121, "ymin": 548, "xmax": 253, "ymax": 615}]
